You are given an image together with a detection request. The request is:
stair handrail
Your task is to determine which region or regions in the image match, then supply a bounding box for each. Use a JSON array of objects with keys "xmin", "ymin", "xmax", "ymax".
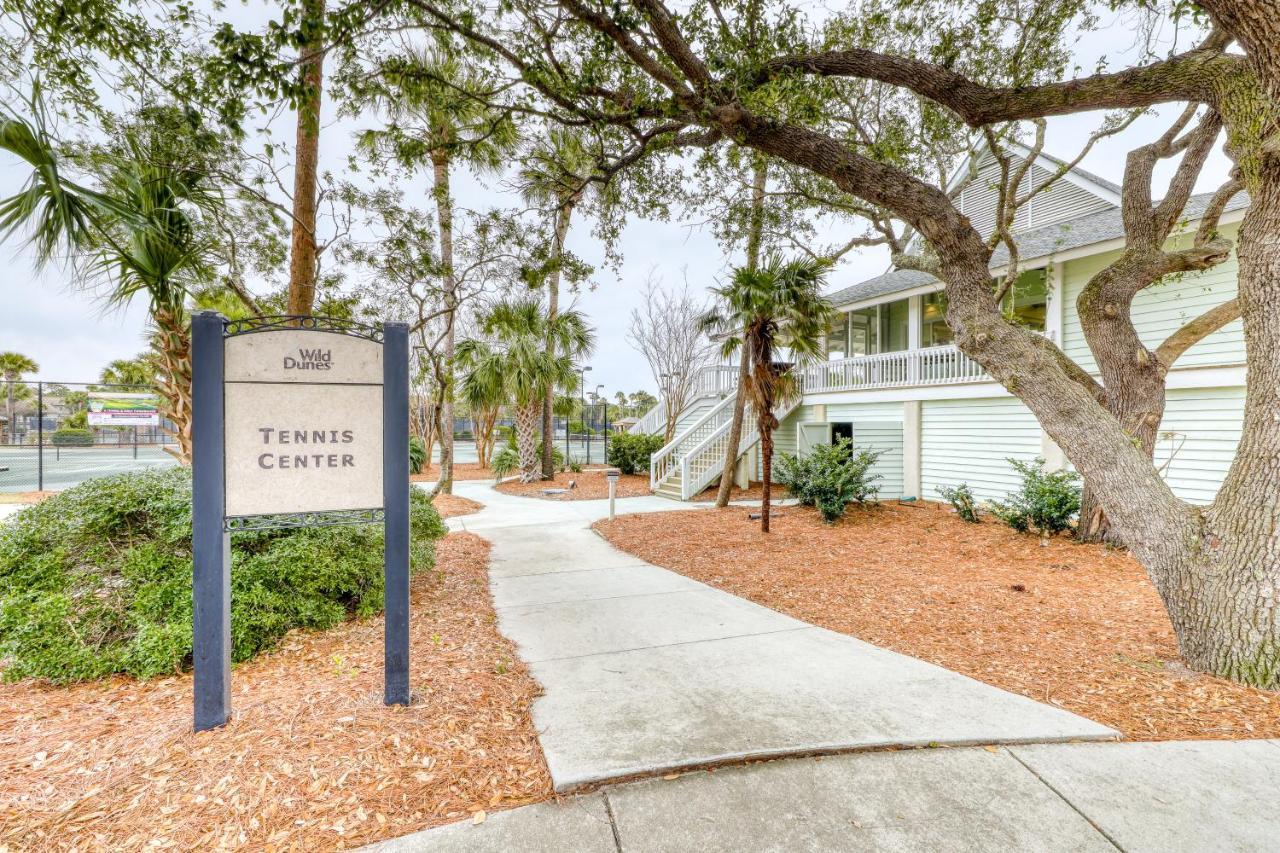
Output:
[
  {"xmin": 649, "ymin": 392, "xmax": 738, "ymax": 487},
  {"xmin": 679, "ymin": 396, "xmax": 802, "ymax": 499},
  {"xmin": 632, "ymin": 401, "xmax": 666, "ymax": 436}
]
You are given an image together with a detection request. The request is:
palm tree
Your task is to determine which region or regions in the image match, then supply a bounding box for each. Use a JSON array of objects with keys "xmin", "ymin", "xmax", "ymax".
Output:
[
  {"xmin": 0, "ymin": 352, "xmax": 38, "ymax": 445},
  {"xmin": 0, "ymin": 106, "xmax": 217, "ymax": 463},
  {"xmin": 359, "ymin": 49, "xmax": 518, "ymax": 495},
  {"xmin": 518, "ymin": 127, "xmax": 602, "ymax": 479},
  {"xmin": 702, "ymin": 255, "xmax": 835, "ymax": 532},
  {"xmin": 98, "ymin": 354, "xmax": 157, "ymax": 387},
  {"xmin": 458, "ymin": 299, "xmax": 594, "ymax": 482},
  {"xmin": 455, "ymin": 339, "xmax": 504, "ymax": 469}
]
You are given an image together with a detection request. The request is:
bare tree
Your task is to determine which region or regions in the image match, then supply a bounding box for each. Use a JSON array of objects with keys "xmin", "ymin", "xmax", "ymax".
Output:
[{"xmin": 627, "ymin": 271, "xmax": 713, "ymax": 444}]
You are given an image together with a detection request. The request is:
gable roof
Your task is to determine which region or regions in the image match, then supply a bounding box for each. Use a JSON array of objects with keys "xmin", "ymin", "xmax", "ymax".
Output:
[
  {"xmin": 944, "ymin": 141, "xmax": 1123, "ymax": 208},
  {"xmin": 825, "ymin": 189, "xmax": 1250, "ymax": 309}
]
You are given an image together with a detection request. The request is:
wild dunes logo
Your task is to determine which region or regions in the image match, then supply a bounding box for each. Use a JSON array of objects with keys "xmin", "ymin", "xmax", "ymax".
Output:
[{"xmin": 283, "ymin": 348, "xmax": 333, "ymax": 371}]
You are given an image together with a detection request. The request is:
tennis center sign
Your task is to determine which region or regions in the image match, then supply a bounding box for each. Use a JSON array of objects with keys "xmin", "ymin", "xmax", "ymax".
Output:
[{"xmin": 190, "ymin": 313, "xmax": 411, "ymax": 732}]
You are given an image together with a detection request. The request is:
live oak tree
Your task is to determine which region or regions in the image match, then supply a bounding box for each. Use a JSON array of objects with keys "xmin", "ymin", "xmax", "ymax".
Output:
[{"xmin": 384, "ymin": 0, "xmax": 1280, "ymax": 688}]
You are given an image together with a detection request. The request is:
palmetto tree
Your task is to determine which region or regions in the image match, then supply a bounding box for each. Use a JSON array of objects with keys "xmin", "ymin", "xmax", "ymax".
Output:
[
  {"xmin": 518, "ymin": 127, "xmax": 602, "ymax": 479},
  {"xmin": 0, "ymin": 352, "xmax": 38, "ymax": 445},
  {"xmin": 458, "ymin": 298, "xmax": 594, "ymax": 483},
  {"xmin": 702, "ymin": 255, "xmax": 835, "ymax": 532},
  {"xmin": 0, "ymin": 105, "xmax": 217, "ymax": 463},
  {"xmin": 358, "ymin": 48, "xmax": 518, "ymax": 495},
  {"xmin": 99, "ymin": 354, "xmax": 158, "ymax": 388}
]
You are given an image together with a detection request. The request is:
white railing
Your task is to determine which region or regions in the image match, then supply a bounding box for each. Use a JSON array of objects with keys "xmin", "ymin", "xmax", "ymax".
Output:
[
  {"xmin": 650, "ymin": 392, "xmax": 738, "ymax": 489},
  {"xmin": 677, "ymin": 397, "xmax": 801, "ymax": 499},
  {"xmin": 692, "ymin": 364, "xmax": 741, "ymax": 397},
  {"xmin": 798, "ymin": 345, "xmax": 989, "ymax": 394},
  {"xmin": 632, "ymin": 402, "xmax": 666, "ymax": 436}
]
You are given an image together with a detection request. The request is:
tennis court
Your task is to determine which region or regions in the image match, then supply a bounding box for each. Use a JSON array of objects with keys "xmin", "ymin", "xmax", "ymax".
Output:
[{"xmin": 0, "ymin": 445, "xmax": 179, "ymax": 492}]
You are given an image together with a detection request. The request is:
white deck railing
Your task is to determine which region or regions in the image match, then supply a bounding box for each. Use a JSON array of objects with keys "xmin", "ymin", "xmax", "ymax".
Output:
[
  {"xmin": 692, "ymin": 365, "xmax": 741, "ymax": 396},
  {"xmin": 631, "ymin": 402, "xmax": 666, "ymax": 436},
  {"xmin": 650, "ymin": 393, "xmax": 738, "ymax": 489},
  {"xmin": 798, "ymin": 345, "xmax": 990, "ymax": 394}
]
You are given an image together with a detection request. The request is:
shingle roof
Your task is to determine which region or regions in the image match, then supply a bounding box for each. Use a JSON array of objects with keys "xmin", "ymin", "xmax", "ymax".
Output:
[
  {"xmin": 1033, "ymin": 150, "xmax": 1123, "ymax": 196},
  {"xmin": 824, "ymin": 190, "xmax": 1250, "ymax": 309}
]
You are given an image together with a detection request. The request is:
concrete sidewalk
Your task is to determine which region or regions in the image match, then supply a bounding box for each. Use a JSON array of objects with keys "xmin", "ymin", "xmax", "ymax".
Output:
[
  {"xmin": 441, "ymin": 482, "xmax": 1116, "ymax": 792},
  {"xmin": 371, "ymin": 739, "xmax": 1280, "ymax": 852}
]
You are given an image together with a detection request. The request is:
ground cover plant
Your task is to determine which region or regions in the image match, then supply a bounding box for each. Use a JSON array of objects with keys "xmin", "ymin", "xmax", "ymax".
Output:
[
  {"xmin": 595, "ymin": 503, "xmax": 1280, "ymax": 741},
  {"xmin": 0, "ymin": 533, "xmax": 552, "ymax": 850},
  {"xmin": 606, "ymin": 431, "xmax": 664, "ymax": 476},
  {"xmin": 0, "ymin": 467, "xmax": 445, "ymax": 684}
]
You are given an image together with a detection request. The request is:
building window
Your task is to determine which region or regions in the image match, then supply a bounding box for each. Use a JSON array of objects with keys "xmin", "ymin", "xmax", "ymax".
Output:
[
  {"xmin": 921, "ymin": 292, "xmax": 953, "ymax": 347},
  {"xmin": 880, "ymin": 299, "xmax": 910, "ymax": 352},
  {"xmin": 1001, "ymin": 268, "xmax": 1048, "ymax": 331},
  {"xmin": 848, "ymin": 306, "xmax": 878, "ymax": 356},
  {"xmin": 824, "ymin": 313, "xmax": 849, "ymax": 360}
]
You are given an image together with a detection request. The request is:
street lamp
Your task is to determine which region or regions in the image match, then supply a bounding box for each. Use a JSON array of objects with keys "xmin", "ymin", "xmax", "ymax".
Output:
[
  {"xmin": 578, "ymin": 366, "xmax": 591, "ymax": 464},
  {"xmin": 595, "ymin": 384, "xmax": 608, "ymax": 457}
]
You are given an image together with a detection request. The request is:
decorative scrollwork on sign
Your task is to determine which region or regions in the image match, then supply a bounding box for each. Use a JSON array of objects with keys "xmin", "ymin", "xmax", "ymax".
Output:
[
  {"xmin": 225, "ymin": 508, "xmax": 386, "ymax": 532},
  {"xmin": 223, "ymin": 314, "xmax": 385, "ymax": 342}
]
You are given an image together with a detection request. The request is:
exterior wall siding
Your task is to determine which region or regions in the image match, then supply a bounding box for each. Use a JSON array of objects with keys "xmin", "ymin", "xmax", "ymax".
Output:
[
  {"xmin": 1060, "ymin": 223, "xmax": 1244, "ymax": 373},
  {"xmin": 959, "ymin": 151, "xmax": 1113, "ymax": 236},
  {"xmin": 1153, "ymin": 387, "xmax": 1244, "ymax": 504},
  {"xmin": 921, "ymin": 397, "xmax": 1042, "ymax": 503},
  {"xmin": 768, "ymin": 403, "xmax": 904, "ymax": 499}
]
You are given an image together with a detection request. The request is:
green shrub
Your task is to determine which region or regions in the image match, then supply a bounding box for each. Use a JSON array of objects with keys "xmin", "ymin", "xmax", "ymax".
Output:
[
  {"xmin": 606, "ymin": 432, "xmax": 665, "ymax": 475},
  {"xmin": 408, "ymin": 435, "xmax": 427, "ymax": 475},
  {"xmin": 568, "ymin": 459, "xmax": 584, "ymax": 473},
  {"xmin": 937, "ymin": 483, "xmax": 980, "ymax": 523},
  {"xmin": 490, "ymin": 432, "xmax": 563, "ymax": 480},
  {"xmin": 776, "ymin": 438, "xmax": 883, "ymax": 523},
  {"xmin": 51, "ymin": 428, "xmax": 94, "ymax": 446},
  {"xmin": 0, "ymin": 467, "xmax": 445, "ymax": 684},
  {"xmin": 986, "ymin": 457, "xmax": 1081, "ymax": 537}
]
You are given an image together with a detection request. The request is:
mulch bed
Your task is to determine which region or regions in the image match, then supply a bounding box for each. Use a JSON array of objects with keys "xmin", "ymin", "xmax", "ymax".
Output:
[
  {"xmin": 691, "ymin": 481, "xmax": 787, "ymax": 502},
  {"xmin": 0, "ymin": 491, "xmax": 56, "ymax": 504},
  {"xmin": 0, "ymin": 533, "xmax": 552, "ymax": 850},
  {"xmin": 496, "ymin": 469, "xmax": 652, "ymax": 501},
  {"xmin": 410, "ymin": 463, "xmax": 495, "ymax": 483},
  {"xmin": 594, "ymin": 502, "xmax": 1280, "ymax": 742},
  {"xmin": 430, "ymin": 493, "xmax": 484, "ymax": 519}
]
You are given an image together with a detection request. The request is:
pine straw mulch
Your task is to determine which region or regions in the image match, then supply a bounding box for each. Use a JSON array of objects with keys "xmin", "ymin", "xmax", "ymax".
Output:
[
  {"xmin": 0, "ymin": 491, "xmax": 56, "ymax": 504},
  {"xmin": 0, "ymin": 533, "xmax": 553, "ymax": 851},
  {"xmin": 495, "ymin": 469, "xmax": 652, "ymax": 501},
  {"xmin": 430, "ymin": 493, "xmax": 485, "ymax": 519},
  {"xmin": 594, "ymin": 502, "xmax": 1280, "ymax": 742},
  {"xmin": 691, "ymin": 481, "xmax": 788, "ymax": 502},
  {"xmin": 410, "ymin": 463, "xmax": 495, "ymax": 483}
]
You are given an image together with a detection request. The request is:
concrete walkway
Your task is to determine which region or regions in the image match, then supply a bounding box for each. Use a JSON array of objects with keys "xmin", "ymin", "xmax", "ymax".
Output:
[
  {"xmin": 372, "ymin": 739, "xmax": 1280, "ymax": 852},
  {"xmin": 441, "ymin": 482, "xmax": 1116, "ymax": 792}
]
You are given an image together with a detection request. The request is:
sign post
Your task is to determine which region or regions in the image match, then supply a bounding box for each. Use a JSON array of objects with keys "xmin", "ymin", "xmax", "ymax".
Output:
[{"xmin": 191, "ymin": 312, "xmax": 411, "ymax": 732}]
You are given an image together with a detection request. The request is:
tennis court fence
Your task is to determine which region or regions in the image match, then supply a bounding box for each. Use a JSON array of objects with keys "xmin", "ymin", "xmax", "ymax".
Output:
[{"xmin": 1, "ymin": 380, "xmax": 179, "ymax": 493}]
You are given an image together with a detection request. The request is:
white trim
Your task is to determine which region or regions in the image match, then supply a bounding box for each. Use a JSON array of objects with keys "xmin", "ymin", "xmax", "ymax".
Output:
[{"xmin": 828, "ymin": 208, "xmax": 1246, "ymax": 313}]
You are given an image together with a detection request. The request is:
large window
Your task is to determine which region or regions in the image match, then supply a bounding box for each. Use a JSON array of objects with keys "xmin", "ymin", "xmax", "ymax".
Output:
[
  {"xmin": 917, "ymin": 269, "xmax": 1049, "ymax": 347},
  {"xmin": 880, "ymin": 299, "xmax": 910, "ymax": 352},
  {"xmin": 1003, "ymin": 269, "xmax": 1049, "ymax": 331},
  {"xmin": 921, "ymin": 292, "xmax": 953, "ymax": 346},
  {"xmin": 824, "ymin": 313, "xmax": 849, "ymax": 360},
  {"xmin": 848, "ymin": 307, "xmax": 878, "ymax": 356}
]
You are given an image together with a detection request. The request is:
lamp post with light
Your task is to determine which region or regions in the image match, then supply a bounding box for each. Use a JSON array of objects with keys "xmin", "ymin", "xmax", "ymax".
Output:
[{"xmin": 577, "ymin": 365, "xmax": 591, "ymax": 465}]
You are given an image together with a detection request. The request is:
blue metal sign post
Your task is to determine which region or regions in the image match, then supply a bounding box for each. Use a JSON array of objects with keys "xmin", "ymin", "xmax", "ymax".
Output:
[{"xmin": 191, "ymin": 312, "xmax": 411, "ymax": 732}]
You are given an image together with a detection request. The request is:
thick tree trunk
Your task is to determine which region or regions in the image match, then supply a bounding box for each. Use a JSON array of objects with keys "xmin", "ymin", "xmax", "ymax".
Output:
[
  {"xmin": 150, "ymin": 304, "xmax": 192, "ymax": 465},
  {"xmin": 432, "ymin": 152, "xmax": 456, "ymax": 495},
  {"xmin": 714, "ymin": 157, "xmax": 767, "ymax": 507},
  {"xmin": 542, "ymin": 200, "xmax": 574, "ymax": 479},
  {"xmin": 758, "ymin": 414, "xmax": 774, "ymax": 533},
  {"xmin": 285, "ymin": 0, "xmax": 324, "ymax": 317},
  {"xmin": 515, "ymin": 403, "xmax": 540, "ymax": 483}
]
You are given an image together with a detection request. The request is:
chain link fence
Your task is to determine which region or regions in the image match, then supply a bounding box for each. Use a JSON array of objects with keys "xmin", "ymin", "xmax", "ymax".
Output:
[{"xmin": 1, "ymin": 381, "xmax": 179, "ymax": 493}]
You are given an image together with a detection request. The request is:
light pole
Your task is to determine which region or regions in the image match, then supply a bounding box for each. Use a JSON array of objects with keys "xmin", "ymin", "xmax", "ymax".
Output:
[
  {"xmin": 578, "ymin": 366, "xmax": 591, "ymax": 465},
  {"xmin": 595, "ymin": 384, "xmax": 607, "ymax": 460}
]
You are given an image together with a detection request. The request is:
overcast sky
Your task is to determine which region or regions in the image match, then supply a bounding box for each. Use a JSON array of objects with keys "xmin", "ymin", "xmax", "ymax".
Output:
[{"xmin": 0, "ymin": 4, "xmax": 1232, "ymax": 396}]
